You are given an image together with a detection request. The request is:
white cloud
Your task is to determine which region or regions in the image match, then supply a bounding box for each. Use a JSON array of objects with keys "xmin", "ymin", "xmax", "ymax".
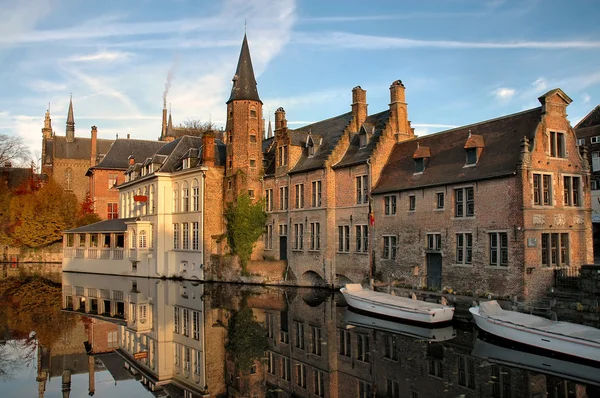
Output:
[
  {"xmin": 532, "ymin": 78, "xmax": 548, "ymax": 92},
  {"xmin": 492, "ymin": 87, "xmax": 516, "ymax": 101},
  {"xmin": 583, "ymin": 92, "xmax": 591, "ymax": 104},
  {"xmin": 68, "ymin": 51, "xmax": 133, "ymax": 62},
  {"xmin": 25, "ymin": 80, "xmax": 68, "ymax": 92}
]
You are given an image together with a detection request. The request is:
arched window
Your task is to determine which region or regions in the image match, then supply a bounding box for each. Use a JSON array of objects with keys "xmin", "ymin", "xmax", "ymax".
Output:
[
  {"xmin": 136, "ymin": 188, "xmax": 142, "ymax": 216},
  {"xmin": 143, "ymin": 187, "xmax": 148, "ymax": 215},
  {"xmin": 173, "ymin": 183, "xmax": 179, "ymax": 213},
  {"xmin": 182, "ymin": 181, "xmax": 189, "ymax": 212},
  {"xmin": 150, "ymin": 185, "xmax": 155, "ymax": 214},
  {"xmin": 64, "ymin": 168, "xmax": 73, "ymax": 191},
  {"xmin": 139, "ymin": 230, "xmax": 147, "ymax": 248},
  {"xmin": 121, "ymin": 194, "xmax": 126, "ymax": 217},
  {"xmin": 192, "ymin": 179, "xmax": 199, "ymax": 212},
  {"xmin": 130, "ymin": 230, "xmax": 136, "ymax": 248}
]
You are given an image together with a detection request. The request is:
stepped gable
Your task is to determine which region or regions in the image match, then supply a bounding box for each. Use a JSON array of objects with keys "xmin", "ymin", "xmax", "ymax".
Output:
[
  {"xmin": 288, "ymin": 112, "xmax": 354, "ymax": 174},
  {"xmin": 334, "ymin": 109, "xmax": 391, "ymax": 169},
  {"xmin": 373, "ymin": 107, "xmax": 543, "ymax": 194},
  {"xmin": 90, "ymin": 139, "xmax": 166, "ymax": 170}
]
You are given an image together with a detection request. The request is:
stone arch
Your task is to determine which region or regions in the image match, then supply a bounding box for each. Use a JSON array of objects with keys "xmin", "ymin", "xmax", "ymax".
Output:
[
  {"xmin": 336, "ymin": 274, "xmax": 354, "ymax": 288},
  {"xmin": 301, "ymin": 270, "xmax": 327, "ymax": 287}
]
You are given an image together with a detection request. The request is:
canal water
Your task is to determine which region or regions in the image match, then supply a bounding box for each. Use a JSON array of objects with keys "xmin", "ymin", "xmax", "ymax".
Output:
[{"xmin": 0, "ymin": 272, "xmax": 598, "ymax": 397}]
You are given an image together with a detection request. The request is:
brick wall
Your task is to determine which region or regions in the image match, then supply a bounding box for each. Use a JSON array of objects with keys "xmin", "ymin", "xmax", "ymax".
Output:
[
  {"xmin": 53, "ymin": 158, "xmax": 91, "ymax": 202},
  {"xmin": 90, "ymin": 168, "xmax": 123, "ymax": 219}
]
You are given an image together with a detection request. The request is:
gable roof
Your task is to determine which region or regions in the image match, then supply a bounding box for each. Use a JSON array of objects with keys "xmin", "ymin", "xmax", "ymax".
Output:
[
  {"xmin": 65, "ymin": 217, "xmax": 137, "ymax": 233},
  {"xmin": 575, "ymin": 105, "xmax": 600, "ymax": 129},
  {"xmin": 372, "ymin": 107, "xmax": 542, "ymax": 194},
  {"xmin": 91, "ymin": 138, "xmax": 166, "ymax": 170},
  {"xmin": 53, "ymin": 136, "xmax": 113, "ymax": 160}
]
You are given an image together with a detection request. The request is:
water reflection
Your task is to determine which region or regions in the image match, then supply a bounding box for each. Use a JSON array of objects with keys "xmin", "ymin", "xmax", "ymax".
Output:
[{"xmin": 1, "ymin": 273, "xmax": 599, "ymax": 397}]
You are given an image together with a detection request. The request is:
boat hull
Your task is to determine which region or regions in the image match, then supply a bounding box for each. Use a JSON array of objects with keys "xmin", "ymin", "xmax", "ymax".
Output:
[
  {"xmin": 341, "ymin": 289, "xmax": 454, "ymax": 324},
  {"xmin": 470, "ymin": 307, "xmax": 600, "ymax": 363}
]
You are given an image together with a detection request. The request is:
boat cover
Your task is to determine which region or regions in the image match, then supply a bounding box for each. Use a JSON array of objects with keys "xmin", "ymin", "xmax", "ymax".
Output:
[
  {"xmin": 347, "ymin": 288, "xmax": 450, "ymax": 311},
  {"xmin": 479, "ymin": 300, "xmax": 600, "ymax": 344}
]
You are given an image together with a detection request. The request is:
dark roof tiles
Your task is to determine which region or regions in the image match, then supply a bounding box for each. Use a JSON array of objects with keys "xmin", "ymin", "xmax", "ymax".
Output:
[
  {"xmin": 53, "ymin": 136, "xmax": 113, "ymax": 160},
  {"xmin": 92, "ymin": 139, "xmax": 166, "ymax": 170}
]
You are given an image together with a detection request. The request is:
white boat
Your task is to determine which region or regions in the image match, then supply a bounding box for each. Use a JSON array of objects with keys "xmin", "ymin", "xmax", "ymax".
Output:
[
  {"xmin": 340, "ymin": 284, "xmax": 454, "ymax": 324},
  {"xmin": 343, "ymin": 308, "xmax": 456, "ymax": 342},
  {"xmin": 471, "ymin": 338, "xmax": 600, "ymax": 387},
  {"xmin": 470, "ymin": 300, "xmax": 600, "ymax": 363}
]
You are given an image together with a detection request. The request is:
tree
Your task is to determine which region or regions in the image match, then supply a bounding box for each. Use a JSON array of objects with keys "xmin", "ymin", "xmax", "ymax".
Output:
[
  {"xmin": 226, "ymin": 306, "xmax": 268, "ymax": 371},
  {"xmin": 0, "ymin": 134, "xmax": 30, "ymax": 167},
  {"xmin": 77, "ymin": 191, "xmax": 101, "ymax": 226},
  {"xmin": 177, "ymin": 119, "xmax": 218, "ymax": 137},
  {"xmin": 224, "ymin": 194, "xmax": 267, "ymax": 272}
]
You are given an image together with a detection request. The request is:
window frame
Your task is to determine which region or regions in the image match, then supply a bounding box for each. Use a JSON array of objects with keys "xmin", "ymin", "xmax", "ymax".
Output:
[
  {"xmin": 455, "ymin": 232, "xmax": 472, "ymax": 265},
  {"xmin": 384, "ymin": 195, "xmax": 397, "ymax": 215},
  {"xmin": 383, "ymin": 235, "xmax": 397, "ymax": 259},
  {"xmin": 489, "ymin": 232, "xmax": 509, "ymax": 266},
  {"xmin": 454, "ymin": 187, "xmax": 474, "ymax": 217}
]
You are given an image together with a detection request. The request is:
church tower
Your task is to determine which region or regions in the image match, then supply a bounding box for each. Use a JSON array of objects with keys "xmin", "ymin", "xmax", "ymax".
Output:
[
  {"xmin": 41, "ymin": 107, "xmax": 53, "ymax": 176},
  {"xmin": 224, "ymin": 34, "xmax": 263, "ymax": 203},
  {"xmin": 66, "ymin": 96, "xmax": 75, "ymax": 142}
]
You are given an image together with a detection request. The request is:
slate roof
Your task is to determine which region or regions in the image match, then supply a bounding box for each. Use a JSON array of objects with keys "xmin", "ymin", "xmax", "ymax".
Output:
[
  {"xmin": 158, "ymin": 136, "xmax": 203, "ymax": 172},
  {"xmin": 227, "ymin": 34, "xmax": 261, "ymax": 104},
  {"xmin": 198, "ymin": 139, "xmax": 227, "ymax": 166},
  {"xmin": 288, "ymin": 112, "xmax": 354, "ymax": 174},
  {"xmin": 64, "ymin": 217, "xmax": 137, "ymax": 233},
  {"xmin": 575, "ymin": 105, "xmax": 600, "ymax": 129},
  {"xmin": 372, "ymin": 107, "xmax": 543, "ymax": 194},
  {"xmin": 53, "ymin": 136, "xmax": 113, "ymax": 160},
  {"xmin": 0, "ymin": 167, "xmax": 35, "ymax": 189},
  {"xmin": 91, "ymin": 138, "xmax": 166, "ymax": 170},
  {"xmin": 334, "ymin": 109, "xmax": 391, "ymax": 169},
  {"xmin": 97, "ymin": 352, "xmax": 134, "ymax": 382}
]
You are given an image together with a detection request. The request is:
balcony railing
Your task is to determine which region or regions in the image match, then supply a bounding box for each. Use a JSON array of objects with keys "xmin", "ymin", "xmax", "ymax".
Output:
[
  {"xmin": 63, "ymin": 248, "xmax": 126, "ymax": 260},
  {"xmin": 75, "ymin": 248, "xmax": 85, "ymax": 258},
  {"xmin": 88, "ymin": 248, "xmax": 98, "ymax": 259}
]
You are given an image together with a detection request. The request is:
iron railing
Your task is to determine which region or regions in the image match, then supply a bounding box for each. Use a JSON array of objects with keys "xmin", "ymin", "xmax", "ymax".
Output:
[{"xmin": 553, "ymin": 267, "xmax": 580, "ymax": 289}]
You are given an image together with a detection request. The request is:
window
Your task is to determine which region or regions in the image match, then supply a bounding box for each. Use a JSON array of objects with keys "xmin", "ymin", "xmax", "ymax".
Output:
[
  {"xmin": 359, "ymin": 381, "xmax": 372, "ymax": 398},
  {"xmin": 436, "ymin": 192, "xmax": 444, "ymax": 209},
  {"xmin": 264, "ymin": 224, "xmax": 273, "ymax": 250},
  {"xmin": 593, "ymin": 151, "xmax": 600, "ymax": 171},
  {"xmin": 593, "ymin": 180, "xmax": 599, "ymax": 190},
  {"xmin": 107, "ymin": 203, "xmax": 118, "ymax": 219},
  {"xmin": 465, "ymin": 148, "xmax": 477, "ymax": 165},
  {"xmin": 182, "ymin": 309, "xmax": 190, "ymax": 336},
  {"xmin": 339, "ymin": 329, "xmax": 351, "ymax": 357},
  {"xmin": 414, "ymin": 157, "xmax": 425, "ymax": 173},
  {"xmin": 250, "ymin": 134, "xmax": 257, "ymax": 143},
  {"xmin": 194, "ymin": 350, "xmax": 202, "ymax": 375},
  {"xmin": 458, "ymin": 356, "xmax": 475, "ymax": 390},
  {"xmin": 266, "ymin": 314, "xmax": 275, "ymax": 340},
  {"xmin": 384, "ymin": 195, "xmax": 397, "ymax": 215},
  {"xmin": 279, "ymin": 186, "xmax": 288, "ymax": 210},
  {"xmin": 409, "ymin": 195, "xmax": 416, "ymax": 211},
  {"xmin": 280, "ymin": 310, "xmax": 289, "ymax": 343},
  {"xmin": 295, "ymin": 184, "xmax": 304, "ymax": 208},
  {"xmin": 294, "ymin": 321, "xmax": 305, "ymax": 350},
  {"xmin": 387, "ymin": 379, "xmax": 400, "ymax": 398},
  {"xmin": 108, "ymin": 174, "xmax": 117, "ymax": 188},
  {"xmin": 456, "ymin": 233, "xmax": 472, "ymax": 264},
  {"xmin": 310, "ymin": 222, "xmax": 320, "ymax": 250},
  {"xmin": 182, "ymin": 223, "xmax": 189, "ymax": 250},
  {"xmin": 248, "ymin": 189, "xmax": 254, "ymax": 199},
  {"xmin": 193, "ymin": 311, "xmax": 200, "ymax": 340},
  {"xmin": 174, "ymin": 343, "xmax": 181, "ymax": 366},
  {"xmin": 65, "ymin": 168, "xmax": 73, "ymax": 191},
  {"xmin": 250, "ymin": 107, "xmax": 257, "ymax": 118},
  {"xmin": 173, "ymin": 183, "xmax": 180, "ymax": 212},
  {"xmin": 282, "ymin": 357, "xmax": 291, "ymax": 381},
  {"xmin": 228, "ymin": 180, "xmax": 232, "ymax": 190},
  {"xmin": 427, "ymin": 233, "xmax": 441, "ymax": 250},
  {"xmin": 312, "ymin": 180, "xmax": 322, "ymax": 207},
  {"xmin": 384, "ymin": 335, "xmax": 398, "ymax": 361},
  {"xmin": 549, "ymin": 131, "xmax": 566, "ymax": 158},
  {"xmin": 267, "ymin": 351, "xmax": 275, "ymax": 374},
  {"xmin": 383, "ymin": 235, "xmax": 397, "ymax": 259},
  {"xmin": 592, "ymin": 136, "xmax": 600, "ymax": 144},
  {"xmin": 139, "ymin": 230, "xmax": 147, "ymax": 249},
  {"xmin": 488, "ymin": 232, "xmax": 509, "ymax": 266},
  {"xmin": 249, "ymin": 159, "xmax": 256, "ymax": 168},
  {"xmin": 173, "ymin": 224, "xmax": 180, "ymax": 250},
  {"xmin": 355, "ymin": 225, "xmax": 368, "ymax": 253},
  {"xmin": 278, "ymin": 145, "xmax": 288, "ymax": 166},
  {"xmin": 338, "ymin": 225, "xmax": 350, "ymax": 252},
  {"xmin": 356, "ymin": 175, "xmax": 369, "ymax": 204},
  {"xmin": 150, "ymin": 185, "xmax": 155, "ymax": 214},
  {"xmin": 279, "ymin": 224, "xmax": 288, "ymax": 236},
  {"xmin": 174, "ymin": 307, "xmax": 180, "ymax": 333},
  {"xmin": 293, "ymin": 223, "xmax": 304, "ymax": 250},
  {"xmin": 265, "ymin": 189, "xmax": 273, "ymax": 211},
  {"xmin": 192, "ymin": 222, "xmax": 199, "ymax": 251},
  {"xmin": 455, "ymin": 187, "xmax": 474, "ymax": 217},
  {"xmin": 357, "ymin": 334, "xmax": 370, "ymax": 362},
  {"xmin": 359, "ymin": 132, "xmax": 367, "ymax": 148},
  {"xmin": 310, "ymin": 326, "xmax": 322, "ymax": 356},
  {"xmin": 577, "ymin": 138, "xmax": 585, "ymax": 146},
  {"xmin": 533, "ymin": 174, "xmax": 553, "ymax": 206},
  {"xmin": 491, "ymin": 366, "xmax": 511, "ymax": 398},
  {"xmin": 563, "ymin": 176, "xmax": 581, "ymax": 206},
  {"xmin": 192, "ymin": 180, "xmax": 199, "ymax": 211},
  {"xmin": 313, "ymin": 369, "xmax": 325, "ymax": 397},
  {"xmin": 130, "ymin": 231, "xmax": 136, "ymax": 248},
  {"xmin": 541, "ymin": 233, "xmax": 569, "ymax": 266}
]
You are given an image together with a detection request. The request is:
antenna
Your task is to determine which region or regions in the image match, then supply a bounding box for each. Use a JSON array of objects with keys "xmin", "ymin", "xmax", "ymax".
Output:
[{"xmin": 244, "ymin": 19, "xmax": 247, "ymax": 33}]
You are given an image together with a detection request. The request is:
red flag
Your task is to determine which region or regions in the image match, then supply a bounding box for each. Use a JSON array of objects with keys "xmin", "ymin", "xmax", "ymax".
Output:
[{"xmin": 369, "ymin": 197, "xmax": 375, "ymax": 226}]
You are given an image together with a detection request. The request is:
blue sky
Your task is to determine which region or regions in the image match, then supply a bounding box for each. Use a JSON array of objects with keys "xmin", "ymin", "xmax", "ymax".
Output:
[{"xmin": 1, "ymin": 0, "xmax": 599, "ymax": 160}]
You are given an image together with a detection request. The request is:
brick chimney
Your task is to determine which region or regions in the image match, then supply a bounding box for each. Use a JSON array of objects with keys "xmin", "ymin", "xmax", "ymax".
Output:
[
  {"xmin": 128, "ymin": 155, "xmax": 135, "ymax": 165},
  {"xmin": 161, "ymin": 106, "xmax": 167, "ymax": 140},
  {"xmin": 90, "ymin": 126, "xmax": 98, "ymax": 166},
  {"xmin": 351, "ymin": 86, "xmax": 367, "ymax": 132},
  {"xmin": 388, "ymin": 80, "xmax": 412, "ymax": 139},
  {"xmin": 202, "ymin": 132, "xmax": 216, "ymax": 166},
  {"xmin": 275, "ymin": 107, "xmax": 287, "ymax": 131}
]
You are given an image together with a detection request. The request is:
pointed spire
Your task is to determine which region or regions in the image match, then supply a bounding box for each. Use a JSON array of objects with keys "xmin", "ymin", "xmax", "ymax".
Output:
[
  {"xmin": 167, "ymin": 107, "xmax": 173, "ymax": 136},
  {"xmin": 227, "ymin": 33, "xmax": 261, "ymax": 104},
  {"xmin": 66, "ymin": 95, "xmax": 75, "ymax": 142}
]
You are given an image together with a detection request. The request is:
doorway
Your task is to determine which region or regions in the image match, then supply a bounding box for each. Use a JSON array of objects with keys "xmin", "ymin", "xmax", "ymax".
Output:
[{"xmin": 426, "ymin": 253, "xmax": 442, "ymax": 291}]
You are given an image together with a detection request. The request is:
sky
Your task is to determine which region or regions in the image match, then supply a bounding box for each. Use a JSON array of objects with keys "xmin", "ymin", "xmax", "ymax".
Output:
[{"xmin": 1, "ymin": 0, "xmax": 599, "ymax": 162}]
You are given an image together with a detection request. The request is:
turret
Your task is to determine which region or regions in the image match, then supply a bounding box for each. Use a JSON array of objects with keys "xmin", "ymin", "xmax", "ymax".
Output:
[{"xmin": 66, "ymin": 96, "xmax": 75, "ymax": 143}]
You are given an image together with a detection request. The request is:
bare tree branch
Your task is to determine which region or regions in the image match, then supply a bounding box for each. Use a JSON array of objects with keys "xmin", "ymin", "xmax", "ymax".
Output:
[{"xmin": 0, "ymin": 134, "xmax": 30, "ymax": 167}]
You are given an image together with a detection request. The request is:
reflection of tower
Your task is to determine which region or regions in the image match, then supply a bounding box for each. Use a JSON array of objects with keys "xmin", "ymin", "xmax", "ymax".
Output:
[
  {"xmin": 36, "ymin": 344, "xmax": 49, "ymax": 398},
  {"xmin": 88, "ymin": 355, "xmax": 95, "ymax": 396},
  {"xmin": 62, "ymin": 370, "xmax": 72, "ymax": 398}
]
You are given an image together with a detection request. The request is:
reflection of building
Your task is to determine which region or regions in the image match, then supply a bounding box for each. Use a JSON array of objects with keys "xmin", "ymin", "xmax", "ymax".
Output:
[{"xmin": 61, "ymin": 272, "xmax": 227, "ymax": 397}]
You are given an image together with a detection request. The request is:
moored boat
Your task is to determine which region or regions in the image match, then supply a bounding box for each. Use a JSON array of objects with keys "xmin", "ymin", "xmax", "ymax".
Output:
[
  {"xmin": 340, "ymin": 284, "xmax": 454, "ymax": 324},
  {"xmin": 470, "ymin": 300, "xmax": 600, "ymax": 363}
]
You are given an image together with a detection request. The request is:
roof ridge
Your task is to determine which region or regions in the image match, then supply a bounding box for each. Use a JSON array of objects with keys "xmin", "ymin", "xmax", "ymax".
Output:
[
  {"xmin": 575, "ymin": 104, "xmax": 600, "ymax": 129},
  {"xmin": 294, "ymin": 111, "xmax": 353, "ymax": 131}
]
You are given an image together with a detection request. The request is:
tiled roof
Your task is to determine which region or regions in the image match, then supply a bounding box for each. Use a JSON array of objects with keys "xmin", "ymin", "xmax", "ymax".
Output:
[
  {"xmin": 227, "ymin": 34, "xmax": 261, "ymax": 104},
  {"xmin": 158, "ymin": 136, "xmax": 203, "ymax": 172},
  {"xmin": 575, "ymin": 105, "xmax": 600, "ymax": 129},
  {"xmin": 64, "ymin": 217, "xmax": 137, "ymax": 233},
  {"xmin": 53, "ymin": 136, "xmax": 113, "ymax": 160},
  {"xmin": 91, "ymin": 139, "xmax": 166, "ymax": 170},
  {"xmin": 0, "ymin": 167, "xmax": 34, "ymax": 189},
  {"xmin": 373, "ymin": 107, "xmax": 542, "ymax": 194},
  {"xmin": 288, "ymin": 112, "xmax": 354, "ymax": 174},
  {"xmin": 198, "ymin": 139, "xmax": 227, "ymax": 166},
  {"xmin": 334, "ymin": 110, "xmax": 390, "ymax": 169}
]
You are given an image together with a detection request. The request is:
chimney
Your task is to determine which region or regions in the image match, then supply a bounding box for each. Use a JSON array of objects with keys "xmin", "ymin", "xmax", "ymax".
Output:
[
  {"xmin": 127, "ymin": 133, "xmax": 130, "ymax": 139},
  {"xmin": 202, "ymin": 132, "xmax": 216, "ymax": 167},
  {"xmin": 388, "ymin": 80, "xmax": 412, "ymax": 138},
  {"xmin": 351, "ymin": 86, "xmax": 368, "ymax": 132},
  {"xmin": 128, "ymin": 155, "xmax": 135, "ymax": 165},
  {"xmin": 274, "ymin": 107, "xmax": 287, "ymax": 131},
  {"xmin": 161, "ymin": 106, "xmax": 167, "ymax": 140},
  {"xmin": 90, "ymin": 126, "xmax": 98, "ymax": 167}
]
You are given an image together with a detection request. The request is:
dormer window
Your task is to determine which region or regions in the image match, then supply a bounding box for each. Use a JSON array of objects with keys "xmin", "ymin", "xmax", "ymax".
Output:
[
  {"xmin": 464, "ymin": 132, "xmax": 484, "ymax": 166},
  {"xmin": 183, "ymin": 158, "xmax": 190, "ymax": 169},
  {"xmin": 414, "ymin": 158, "xmax": 424, "ymax": 173},
  {"xmin": 412, "ymin": 144, "xmax": 430, "ymax": 174},
  {"xmin": 466, "ymin": 148, "xmax": 477, "ymax": 165},
  {"xmin": 308, "ymin": 144, "xmax": 315, "ymax": 157},
  {"xmin": 359, "ymin": 133, "xmax": 367, "ymax": 148},
  {"xmin": 278, "ymin": 145, "xmax": 288, "ymax": 166}
]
